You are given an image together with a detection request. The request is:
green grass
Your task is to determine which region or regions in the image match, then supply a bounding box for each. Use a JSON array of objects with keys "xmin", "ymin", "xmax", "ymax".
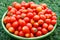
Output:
[{"xmin": 0, "ymin": 0, "xmax": 60, "ymax": 40}]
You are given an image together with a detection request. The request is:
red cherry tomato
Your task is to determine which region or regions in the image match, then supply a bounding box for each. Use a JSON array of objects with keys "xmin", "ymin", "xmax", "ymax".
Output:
[
  {"xmin": 27, "ymin": 12, "xmax": 33, "ymax": 18},
  {"xmin": 8, "ymin": 27, "xmax": 15, "ymax": 33},
  {"xmin": 30, "ymin": 4, "xmax": 37, "ymax": 8},
  {"xmin": 21, "ymin": 13, "xmax": 26, "ymax": 19},
  {"xmin": 33, "ymin": 15, "xmax": 40, "ymax": 21},
  {"xmin": 40, "ymin": 15, "xmax": 46, "ymax": 20},
  {"xmin": 18, "ymin": 31, "xmax": 24, "ymax": 37},
  {"xmin": 16, "ymin": 11, "xmax": 21, "ymax": 15},
  {"xmin": 38, "ymin": 19, "xmax": 44, "ymax": 25},
  {"xmin": 45, "ymin": 19, "xmax": 51, "ymax": 24},
  {"xmin": 25, "ymin": 3, "xmax": 29, "ymax": 8},
  {"xmin": 12, "ymin": 2, "xmax": 17, "ymax": 7},
  {"xmin": 30, "ymin": 33, "xmax": 34, "ymax": 37},
  {"xmin": 25, "ymin": 33, "xmax": 30, "ymax": 38},
  {"xmin": 16, "ymin": 15, "xmax": 21, "ymax": 20},
  {"xmin": 52, "ymin": 12, "xmax": 56, "ymax": 16},
  {"xmin": 51, "ymin": 16, "xmax": 57, "ymax": 20},
  {"xmin": 22, "ymin": 26, "xmax": 30, "ymax": 33},
  {"xmin": 37, "ymin": 27, "xmax": 42, "ymax": 31},
  {"xmin": 14, "ymin": 30, "xmax": 19, "ymax": 35},
  {"xmin": 30, "ymin": 19, "xmax": 34, "ymax": 25},
  {"xmin": 26, "ymin": 23, "xmax": 32, "ymax": 29},
  {"xmin": 8, "ymin": 6, "xmax": 12, "ymax": 11},
  {"xmin": 27, "ymin": 8, "xmax": 33, "ymax": 12},
  {"xmin": 42, "ymin": 28, "xmax": 48, "ymax": 34},
  {"xmin": 33, "ymin": 22, "xmax": 39, "ymax": 28},
  {"xmin": 42, "ymin": 23, "xmax": 48, "ymax": 28},
  {"xmin": 31, "ymin": 27, "xmax": 37, "ymax": 34},
  {"xmin": 18, "ymin": 19, "xmax": 26, "ymax": 26},
  {"xmin": 18, "ymin": 26, "xmax": 22, "ymax": 31},
  {"xmin": 6, "ymin": 23, "xmax": 11, "ymax": 29},
  {"xmin": 36, "ymin": 31, "xmax": 42, "ymax": 36},
  {"xmin": 12, "ymin": 21, "xmax": 18, "ymax": 28},
  {"xmin": 10, "ymin": 16, "xmax": 16, "ymax": 23},
  {"xmin": 51, "ymin": 20, "xmax": 56, "ymax": 25},
  {"xmin": 48, "ymin": 24, "xmax": 54, "ymax": 31},
  {"xmin": 24, "ymin": 17, "xmax": 29, "ymax": 23}
]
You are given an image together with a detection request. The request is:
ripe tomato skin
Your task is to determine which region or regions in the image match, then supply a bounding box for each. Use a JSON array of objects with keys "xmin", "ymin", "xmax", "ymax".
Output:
[
  {"xmin": 10, "ymin": 8, "xmax": 17, "ymax": 14},
  {"xmin": 18, "ymin": 26, "xmax": 22, "ymax": 31},
  {"xmin": 18, "ymin": 19, "xmax": 26, "ymax": 26},
  {"xmin": 12, "ymin": 2, "xmax": 17, "ymax": 7},
  {"xmin": 18, "ymin": 31, "xmax": 24, "ymax": 37},
  {"xmin": 48, "ymin": 24, "xmax": 54, "ymax": 31},
  {"xmin": 8, "ymin": 27, "xmax": 15, "ymax": 33},
  {"xmin": 24, "ymin": 17, "xmax": 29, "ymax": 23},
  {"xmin": 25, "ymin": 3, "xmax": 29, "ymax": 8},
  {"xmin": 37, "ymin": 27, "xmax": 42, "ymax": 31},
  {"xmin": 36, "ymin": 31, "xmax": 42, "ymax": 36},
  {"xmin": 21, "ymin": 1, "xmax": 26, "ymax": 7},
  {"xmin": 27, "ymin": 12, "xmax": 33, "ymax": 18},
  {"xmin": 21, "ymin": 13, "xmax": 26, "ymax": 19},
  {"xmin": 30, "ymin": 4, "xmax": 37, "ymax": 8},
  {"xmin": 42, "ymin": 28, "xmax": 48, "ymax": 34},
  {"xmin": 30, "ymin": 33, "xmax": 34, "ymax": 37},
  {"xmin": 8, "ymin": 6, "xmax": 12, "ymax": 11},
  {"xmin": 6, "ymin": 23, "xmax": 11, "ymax": 29},
  {"xmin": 51, "ymin": 16, "xmax": 57, "ymax": 20},
  {"xmin": 22, "ymin": 26, "xmax": 30, "ymax": 33},
  {"xmin": 45, "ymin": 9, "xmax": 52, "ymax": 14},
  {"xmin": 16, "ymin": 11, "xmax": 21, "ymax": 15},
  {"xmin": 16, "ymin": 15, "xmax": 21, "ymax": 20},
  {"xmin": 22, "ymin": 9, "xmax": 28, "ymax": 13},
  {"xmin": 36, "ymin": 6, "xmax": 42, "ymax": 12},
  {"xmin": 31, "ymin": 27, "xmax": 37, "ymax": 34},
  {"xmin": 38, "ymin": 12, "xmax": 44, "ymax": 16},
  {"xmin": 14, "ymin": 3, "xmax": 21, "ymax": 9},
  {"xmin": 40, "ymin": 15, "xmax": 46, "ymax": 20},
  {"xmin": 45, "ymin": 19, "xmax": 51, "ymax": 24},
  {"xmin": 30, "ymin": 19, "xmax": 34, "ymax": 25},
  {"xmin": 10, "ymin": 16, "xmax": 16, "ymax": 23},
  {"xmin": 38, "ymin": 20, "xmax": 44, "ymax": 25},
  {"xmin": 14, "ymin": 30, "xmax": 19, "ymax": 35},
  {"xmin": 45, "ymin": 14, "xmax": 52, "ymax": 19},
  {"xmin": 4, "ymin": 16, "xmax": 11, "ymax": 23},
  {"xmin": 33, "ymin": 23, "xmax": 39, "ymax": 28},
  {"xmin": 42, "ymin": 23, "xmax": 48, "ymax": 28},
  {"xmin": 51, "ymin": 20, "xmax": 56, "ymax": 25},
  {"xmin": 26, "ymin": 23, "xmax": 32, "ymax": 29},
  {"xmin": 12, "ymin": 21, "xmax": 18, "ymax": 28},
  {"xmin": 52, "ymin": 12, "xmax": 56, "ymax": 16},
  {"xmin": 25, "ymin": 33, "xmax": 30, "ymax": 38},
  {"xmin": 33, "ymin": 15, "xmax": 40, "ymax": 21},
  {"xmin": 27, "ymin": 8, "xmax": 33, "ymax": 12}
]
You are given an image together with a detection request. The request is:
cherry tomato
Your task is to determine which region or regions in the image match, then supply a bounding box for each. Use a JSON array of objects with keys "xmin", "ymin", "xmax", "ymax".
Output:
[
  {"xmin": 26, "ymin": 23, "xmax": 32, "ymax": 29},
  {"xmin": 27, "ymin": 8, "xmax": 33, "ymax": 12},
  {"xmin": 31, "ymin": 27, "xmax": 37, "ymax": 34},
  {"xmin": 36, "ymin": 6, "xmax": 42, "ymax": 12},
  {"xmin": 42, "ymin": 28, "xmax": 48, "ymax": 34},
  {"xmin": 27, "ymin": 12, "xmax": 33, "ymax": 18},
  {"xmin": 30, "ymin": 19, "xmax": 34, "ymax": 25},
  {"xmin": 52, "ymin": 12, "xmax": 56, "ymax": 16},
  {"xmin": 7, "ymin": 12, "xmax": 13, "ymax": 16},
  {"xmin": 8, "ymin": 27, "xmax": 15, "ymax": 33},
  {"xmin": 14, "ymin": 3, "xmax": 21, "ymax": 9},
  {"xmin": 33, "ymin": 15, "xmax": 40, "ymax": 21},
  {"xmin": 21, "ymin": 13, "xmax": 26, "ymax": 19},
  {"xmin": 38, "ymin": 12, "xmax": 44, "ymax": 16},
  {"xmin": 30, "ymin": 4, "xmax": 37, "ymax": 8},
  {"xmin": 16, "ymin": 15, "xmax": 21, "ymax": 20},
  {"xmin": 45, "ymin": 19, "xmax": 51, "ymax": 24},
  {"xmin": 25, "ymin": 3, "xmax": 29, "ymax": 8},
  {"xmin": 8, "ymin": 6, "xmax": 12, "ymax": 11},
  {"xmin": 51, "ymin": 20, "xmax": 56, "ymax": 25},
  {"xmin": 18, "ymin": 26, "xmax": 22, "ymax": 31},
  {"xmin": 12, "ymin": 2, "xmax": 17, "ymax": 7},
  {"xmin": 37, "ymin": 27, "xmax": 42, "ymax": 31},
  {"xmin": 51, "ymin": 16, "xmax": 57, "ymax": 20},
  {"xmin": 22, "ymin": 26, "xmax": 30, "ymax": 33},
  {"xmin": 36, "ymin": 31, "xmax": 42, "ymax": 36},
  {"xmin": 22, "ymin": 9, "xmax": 28, "ymax": 13},
  {"xmin": 24, "ymin": 17, "xmax": 29, "ymax": 23},
  {"xmin": 18, "ymin": 19, "xmax": 26, "ymax": 26},
  {"xmin": 14, "ymin": 30, "xmax": 19, "ymax": 35},
  {"xmin": 48, "ymin": 24, "xmax": 54, "ymax": 31},
  {"xmin": 18, "ymin": 31, "xmax": 24, "ymax": 37},
  {"xmin": 6, "ymin": 23, "xmax": 11, "ymax": 29},
  {"xmin": 10, "ymin": 16, "xmax": 16, "ymax": 22},
  {"xmin": 38, "ymin": 19, "xmax": 44, "ymax": 25},
  {"xmin": 33, "ymin": 22, "xmax": 39, "ymax": 28},
  {"xmin": 16, "ymin": 11, "xmax": 21, "ymax": 15},
  {"xmin": 30, "ymin": 33, "xmax": 34, "ymax": 37},
  {"xmin": 21, "ymin": 1, "xmax": 26, "ymax": 7},
  {"xmin": 40, "ymin": 15, "xmax": 46, "ymax": 20},
  {"xmin": 25, "ymin": 33, "xmax": 30, "ymax": 38},
  {"xmin": 12, "ymin": 21, "xmax": 18, "ymax": 28},
  {"xmin": 42, "ymin": 23, "xmax": 48, "ymax": 28}
]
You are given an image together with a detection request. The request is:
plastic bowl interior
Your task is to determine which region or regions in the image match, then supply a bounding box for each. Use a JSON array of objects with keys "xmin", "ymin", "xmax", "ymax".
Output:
[{"xmin": 1, "ymin": 11, "xmax": 57, "ymax": 40}]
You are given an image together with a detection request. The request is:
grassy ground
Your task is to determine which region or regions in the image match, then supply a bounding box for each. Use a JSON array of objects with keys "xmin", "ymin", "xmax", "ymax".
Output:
[{"xmin": 0, "ymin": 0, "xmax": 60, "ymax": 40}]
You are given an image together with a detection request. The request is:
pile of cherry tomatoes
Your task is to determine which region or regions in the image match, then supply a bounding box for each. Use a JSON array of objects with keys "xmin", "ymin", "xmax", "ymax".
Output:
[{"xmin": 3, "ymin": 1, "xmax": 57, "ymax": 38}]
